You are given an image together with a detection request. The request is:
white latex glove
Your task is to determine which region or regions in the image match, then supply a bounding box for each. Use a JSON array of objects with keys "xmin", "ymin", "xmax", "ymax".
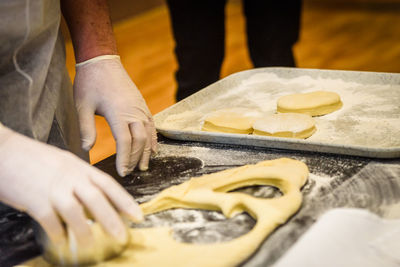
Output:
[
  {"xmin": 74, "ymin": 55, "xmax": 158, "ymax": 176},
  {"xmin": 0, "ymin": 125, "xmax": 143, "ymax": 246}
]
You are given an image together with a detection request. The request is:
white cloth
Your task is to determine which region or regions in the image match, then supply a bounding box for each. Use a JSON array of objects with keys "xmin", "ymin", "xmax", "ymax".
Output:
[{"xmin": 273, "ymin": 208, "xmax": 400, "ymax": 267}]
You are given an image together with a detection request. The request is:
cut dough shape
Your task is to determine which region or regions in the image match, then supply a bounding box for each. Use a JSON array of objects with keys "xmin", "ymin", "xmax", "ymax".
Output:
[
  {"xmin": 277, "ymin": 91, "xmax": 342, "ymax": 116},
  {"xmin": 253, "ymin": 113, "xmax": 316, "ymax": 139},
  {"xmin": 20, "ymin": 158, "xmax": 309, "ymax": 267},
  {"xmin": 202, "ymin": 108, "xmax": 261, "ymax": 134}
]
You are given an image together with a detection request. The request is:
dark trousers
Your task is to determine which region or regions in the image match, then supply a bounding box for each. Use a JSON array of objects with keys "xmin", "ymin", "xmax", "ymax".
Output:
[{"xmin": 167, "ymin": 0, "xmax": 302, "ymax": 101}]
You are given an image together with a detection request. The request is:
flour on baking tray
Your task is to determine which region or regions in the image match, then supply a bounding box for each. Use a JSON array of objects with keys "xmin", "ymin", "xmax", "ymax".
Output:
[{"xmin": 160, "ymin": 72, "xmax": 400, "ymax": 148}]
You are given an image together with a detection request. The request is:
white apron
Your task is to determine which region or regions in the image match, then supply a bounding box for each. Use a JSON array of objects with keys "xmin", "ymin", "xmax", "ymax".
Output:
[{"xmin": 0, "ymin": 0, "xmax": 88, "ymax": 161}]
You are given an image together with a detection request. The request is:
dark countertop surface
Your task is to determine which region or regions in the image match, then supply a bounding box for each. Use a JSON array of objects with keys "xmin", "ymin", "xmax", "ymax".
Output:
[{"xmin": 1, "ymin": 134, "xmax": 400, "ymax": 267}]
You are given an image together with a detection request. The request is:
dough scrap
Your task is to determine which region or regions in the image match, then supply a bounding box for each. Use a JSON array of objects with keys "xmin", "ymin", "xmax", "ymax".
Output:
[
  {"xmin": 277, "ymin": 91, "xmax": 342, "ymax": 116},
  {"xmin": 19, "ymin": 158, "xmax": 309, "ymax": 267},
  {"xmin": 202, "ymin": 108, "xmax": 261, "ymax": 134},
  {"xmin": 253, "ymin": 113, "xmax": 316, "ymax": 139}
]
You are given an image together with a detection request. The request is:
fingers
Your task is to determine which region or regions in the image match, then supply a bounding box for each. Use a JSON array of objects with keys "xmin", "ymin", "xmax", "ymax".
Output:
[
  {"xmin": 75, "ymin": 182, "xmax": 128, "ymax": 244},
  {"xmin": 110, "ymin": 117, "xmax": 155, "ymax": 175},
  {"xmin": 51, "ymin": 194, "xmax": 93, "ymax": 246},
  {"xmin": 110, "ymin": 123, "xmax": 132, "ymax": 177},
  {"xmin": 89, "ymin": 170, "xmax": 143, "ymax": 222},
  {"xmin": 138, "ymin": 121, "xmax": 153, "ymax": 171},
  {"xmin": 76, "ymin": 106, "xmax": 97, "ymax": 151},
  {"xmin": 149, "ymin": 118, "xmax": 158, "ymax": 154},
  {"xmin": 29, "ymin": 205, "xmax": 66, "ymax": 245},
  {"xmin": 128, "ymin": 121, "xmax": 147, "ymax": 172}
]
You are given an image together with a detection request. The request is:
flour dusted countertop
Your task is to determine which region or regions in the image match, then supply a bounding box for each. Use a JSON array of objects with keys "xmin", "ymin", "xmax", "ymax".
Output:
[{"xmin": 2, "ymin": 133, "xmax": 400, "ymax": 266}]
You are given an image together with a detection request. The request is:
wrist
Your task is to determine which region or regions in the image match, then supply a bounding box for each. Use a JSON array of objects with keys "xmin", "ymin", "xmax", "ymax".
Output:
[
  {"xmin": 75, "ymin": 47, "xmax": 118, "ymax": 64},
  {"xmin": 76, "ymin": 55, "xmax": 121, "ymax": 68}
]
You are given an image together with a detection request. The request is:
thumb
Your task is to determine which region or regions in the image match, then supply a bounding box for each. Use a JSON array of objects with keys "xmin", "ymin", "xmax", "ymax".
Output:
[{"xmin": 77, "ymin": 107, "xmax": 97, "ymax": 151}]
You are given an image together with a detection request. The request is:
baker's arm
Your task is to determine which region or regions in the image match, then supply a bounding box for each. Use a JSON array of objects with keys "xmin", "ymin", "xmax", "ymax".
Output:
[
  {"xmin": 61, "ymin": 0, "xmax": 158, "ymax": 175},
  {"xmin": 60, "ymin": 0, "xmax": 117, "ymax": 62},
  {"xmin": 0, "ymin": 123, "xmax": 143, "ymax": 245}
]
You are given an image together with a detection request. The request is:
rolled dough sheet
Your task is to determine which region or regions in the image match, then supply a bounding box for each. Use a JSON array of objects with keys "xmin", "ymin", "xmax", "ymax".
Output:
[
  {"xmin": 19, "ymin": 158, "xmax": 309, "ymax": 267},
  {"xmin": 202, "ymin": 108, "xmax": 261, "ymax": 134},
  {"xmin": 253, "ymin": 113, "xmax": 316, "ymax": 139},
  {"xmin": 277, "ymin": 91, "xmax": 342, "ymax": 116}
]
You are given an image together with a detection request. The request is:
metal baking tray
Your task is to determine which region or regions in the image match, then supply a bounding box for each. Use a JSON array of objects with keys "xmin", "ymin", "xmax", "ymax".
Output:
[{"xmin": 154, "ymin": 68, "xmax": 400, "ymax": 158}]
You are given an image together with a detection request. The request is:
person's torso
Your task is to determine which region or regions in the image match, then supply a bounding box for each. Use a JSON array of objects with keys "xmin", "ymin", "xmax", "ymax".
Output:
[
  {"xmin": 0, "ymin": 0, "xmax": 88, "ymax": 160},
  {"xmin": 0, "ymin": 0, "xmax": 63, "ymax": 141}
]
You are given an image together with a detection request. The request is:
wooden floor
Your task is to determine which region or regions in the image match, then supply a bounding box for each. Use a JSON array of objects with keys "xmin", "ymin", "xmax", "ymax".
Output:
[{"xmin": 64, "ymin": 0, "xmax": 400, "ymax": 164}]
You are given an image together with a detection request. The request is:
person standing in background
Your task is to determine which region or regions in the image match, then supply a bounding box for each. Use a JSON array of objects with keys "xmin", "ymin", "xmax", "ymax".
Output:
[{"xmin": 166, "ymin": 0, "xmax": 302, "ymax": 101}]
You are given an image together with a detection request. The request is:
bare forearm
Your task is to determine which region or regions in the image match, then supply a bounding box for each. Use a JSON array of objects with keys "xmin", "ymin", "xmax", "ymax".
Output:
[{"xmin": 61, "ymin": 0, "xmax": 118, "ymax": 63}]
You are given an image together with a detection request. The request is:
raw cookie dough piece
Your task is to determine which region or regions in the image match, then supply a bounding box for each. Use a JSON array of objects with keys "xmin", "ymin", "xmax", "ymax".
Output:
[
  {"xmin": 202, "ymin": 108, "xmax": 261, "ymax": 134},
  {"xmin": 277, "ymin": 91, "xmax": 342, "ymax": 116},
  {"xmin": 20, "ymin": 158, "xmax": 309, "ymax": 267},
  {"xmin": 253, "ymin": 113, "xmax": 316, "ymax": 139}
]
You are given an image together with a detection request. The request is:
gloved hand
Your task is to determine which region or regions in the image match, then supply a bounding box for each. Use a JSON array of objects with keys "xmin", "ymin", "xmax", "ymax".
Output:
[
  {"xmin": 0, "ymin": 125, "xmax": 143, "ymax": 246},
  {"xmin": 74, "ymin": 55, "xmax": 157, "ymax": 176}
]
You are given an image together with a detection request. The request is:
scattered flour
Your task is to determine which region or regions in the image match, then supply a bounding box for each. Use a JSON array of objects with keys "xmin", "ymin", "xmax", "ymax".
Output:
[{"xmin": 306, "ymin": 173, "xmax": 337, "ymax": 198}]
